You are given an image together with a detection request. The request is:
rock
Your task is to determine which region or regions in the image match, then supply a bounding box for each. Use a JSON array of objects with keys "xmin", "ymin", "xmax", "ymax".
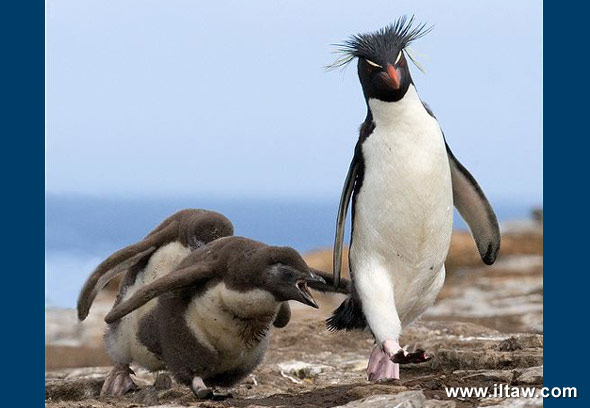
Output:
[
  {"xmin": 498, "ymin": 337, "xmax": 522, "ymax": 351},
  {"xmin": 435, "ymin": 348, "xmax": 543, "ymax": 371},
  {"xmin": 453, "ymin": 369, "xmax": 514, "ymax": 383},
  {"xmin": 425, "ymin": 400, "xmax": 456, "ymax": 408},
  {"xmin": 397, "ymin": 322, "xmax": 542, "ymax": 373},
  {"xmin": 277, "ymin": 360, "xmax": 331, "ymax": 380},
  {"xmin": 514, "ymin": 366, "xmax": 543, "ymax": 385},
  {"xmin": 480, "ymin": 398, "xmax": 542, "ymax": 407},
  {"xmin": 514, "ymin": 336, "xmax": 543, "ymax": 350},
  {"xmin": 334, "ymin": 391, "xmax": 426, "ymax": 408},
  {"xmin": 498, "ymin": 336, "xmax": 542, "ymax": 352}
]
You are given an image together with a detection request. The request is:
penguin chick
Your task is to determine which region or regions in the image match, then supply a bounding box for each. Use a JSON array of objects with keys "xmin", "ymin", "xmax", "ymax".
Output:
[
  {"xmin": 97, "ymin": 236, "xmax": 348, "ymax": 399},
  {"xmin": 77, "ymin": 209, "xmax": 234, "ymax": 321}
]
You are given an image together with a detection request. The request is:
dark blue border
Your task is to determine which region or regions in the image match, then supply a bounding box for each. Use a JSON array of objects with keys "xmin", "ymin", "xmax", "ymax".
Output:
[
  {"xmin": 3, "ymin": 1, "xmax": 576, "ymax": 405},
  {"xmin": 1, "ymin": 1, "xmax": 44, "ymax": 404},
  {"xmin": 544, "ymin": 1, "xmax": 586, "ymax": 406}
]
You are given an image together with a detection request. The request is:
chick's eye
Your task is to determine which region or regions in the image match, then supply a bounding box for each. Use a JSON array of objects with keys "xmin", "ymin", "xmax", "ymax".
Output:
[
  {"xmin": 282, "ymin": 268, "xmax": 294, "ymax": 279},
  {"xmin": 365, "ymin": 59, "xmax": 382, "ymax": 69}
]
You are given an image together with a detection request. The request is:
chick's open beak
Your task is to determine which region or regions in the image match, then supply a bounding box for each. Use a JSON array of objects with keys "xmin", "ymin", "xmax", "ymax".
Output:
[
  {"xmin": 294, "ymin": 269, "xmax": 325, "ymax": 309},
  {"xmin": 296, "ymin": 280, "xmax": 319, "ymax": 308}
]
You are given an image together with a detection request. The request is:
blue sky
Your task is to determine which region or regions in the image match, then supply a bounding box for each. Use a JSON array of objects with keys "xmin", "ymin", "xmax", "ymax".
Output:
[{"xmin": 46, "ymin": 0, "xmax": 542, "ymax": 206}]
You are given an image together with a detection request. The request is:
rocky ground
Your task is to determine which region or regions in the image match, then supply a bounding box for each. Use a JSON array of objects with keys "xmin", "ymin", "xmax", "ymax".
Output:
[{"xmin": 45, "ymin": 218, "xmax": 543, "ymax": 408}]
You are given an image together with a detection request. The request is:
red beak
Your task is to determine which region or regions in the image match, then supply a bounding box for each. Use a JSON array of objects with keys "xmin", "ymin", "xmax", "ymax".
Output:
[{"xmin": 387, "ymin": 64, "xmax": 401, "ymax": 90}]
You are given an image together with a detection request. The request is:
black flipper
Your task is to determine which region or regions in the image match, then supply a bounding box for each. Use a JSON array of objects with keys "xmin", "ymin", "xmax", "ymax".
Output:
[
  {"xmin": 332, "ymin": 155, "xmax": 360, "ymax": 289},
  {"xmin": 307, "ymin": 268, "xmax": 350, "ymax": 294},
  {"xmin": 446, "ymin": 142, "xmax": 501, "ymax": 264}
]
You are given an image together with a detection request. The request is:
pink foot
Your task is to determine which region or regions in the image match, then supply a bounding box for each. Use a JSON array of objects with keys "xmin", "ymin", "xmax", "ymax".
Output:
[
  {"xmin": 367, "ymin": 343, "xmax": 399, "ymax": 382},
  {"xmin": 366, "ymin": 339, "xmax": 432, "ymax": 382}
]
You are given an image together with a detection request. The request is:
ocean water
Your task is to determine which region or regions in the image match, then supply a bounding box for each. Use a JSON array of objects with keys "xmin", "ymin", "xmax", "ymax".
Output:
[{"xmin": 45, "ymin": 193, "xmax": 537, "ymax": 308}]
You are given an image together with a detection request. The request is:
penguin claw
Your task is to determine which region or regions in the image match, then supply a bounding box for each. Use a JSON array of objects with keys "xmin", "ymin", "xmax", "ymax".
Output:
[{"xmin": 391, "ymin": 348, "xmax": 431, "ymax": 364}]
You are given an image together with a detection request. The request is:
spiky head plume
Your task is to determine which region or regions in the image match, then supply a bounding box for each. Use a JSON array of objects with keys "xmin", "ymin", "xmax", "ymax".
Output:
[{"xmin": 327, "ymin": 16, "xmax": 432, "ymax": 71}]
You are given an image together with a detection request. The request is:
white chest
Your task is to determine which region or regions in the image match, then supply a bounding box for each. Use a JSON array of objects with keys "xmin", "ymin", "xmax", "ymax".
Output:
[
  {"xmin": 349, "ymin": 88, "xmax": 456, "ymax": 333},
  {"xmin": 353, "ymin": 86, "xmax": 453, "ymax": 268}
]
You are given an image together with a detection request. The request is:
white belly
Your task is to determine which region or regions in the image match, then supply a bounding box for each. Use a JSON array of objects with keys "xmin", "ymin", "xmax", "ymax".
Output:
[
  {"xmin": 351, "ymin": 88, "xmax": 453, "ymax": 328},
  {"xmin": 184, "ymin": 283, "xmax": 279, "ymax": 374},
  {"xmin": 105, "ymin": 242, "xmax": 191, "ymax": 370}
]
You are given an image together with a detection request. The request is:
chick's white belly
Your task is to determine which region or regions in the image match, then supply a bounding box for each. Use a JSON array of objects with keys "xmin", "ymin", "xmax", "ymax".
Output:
[
  {"xmin": 351, "ymin": 125, "xmax": 453, "ymax": 325},
  {"xmin": 107, "ymin": 282, "xmax": 164, "ymax": 370},
  {"xmin": 184, "ymin": 284, "xmax": 278, "ymax": 374}
]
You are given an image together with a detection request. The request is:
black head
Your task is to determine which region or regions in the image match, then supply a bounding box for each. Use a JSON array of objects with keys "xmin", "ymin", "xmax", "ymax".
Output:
[
  {"xmin": 329, "ymin": 16, "xmax": 432, "ymax": 102},
  {"xmin": 255, "ymin": 246, "xmax": 326, "ymax": 308}
]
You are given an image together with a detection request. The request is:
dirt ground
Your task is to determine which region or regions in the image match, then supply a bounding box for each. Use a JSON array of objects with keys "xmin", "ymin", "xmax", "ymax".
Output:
[{"xmin": 45, "ymin": 223, "xmax": 543, "ymax": 408}]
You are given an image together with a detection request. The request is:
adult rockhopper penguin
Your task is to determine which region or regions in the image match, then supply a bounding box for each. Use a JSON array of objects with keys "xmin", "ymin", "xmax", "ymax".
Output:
[{"xmin": 327, "ymin": 17, "xmax": 500, "ymax": 381}]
